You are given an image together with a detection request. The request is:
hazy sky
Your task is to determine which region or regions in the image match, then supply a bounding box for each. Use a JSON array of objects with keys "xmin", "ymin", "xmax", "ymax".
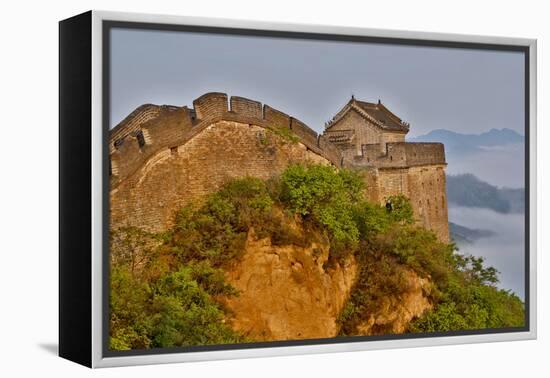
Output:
[{"xmin": 110, "ymin": 28, "xmax": 525, "ymax": 137}]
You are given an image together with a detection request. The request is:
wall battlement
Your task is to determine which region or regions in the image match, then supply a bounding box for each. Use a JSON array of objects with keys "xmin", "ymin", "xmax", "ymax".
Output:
[
  {"xmin": 109, "ymin": 92, "xmax": 345, "ymax": 187},
  {"xmin": 348, "ymin": 142, "xmax": 446, "ymax": 169},
  {"xmin": 109, "ymin": 92, "xmax": 449, "ymax": 241}
]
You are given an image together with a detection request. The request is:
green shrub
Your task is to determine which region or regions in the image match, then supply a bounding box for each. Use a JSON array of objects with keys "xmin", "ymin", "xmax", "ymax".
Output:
[
  {"xmin": 410, "ymin": 282, "xmax": 524, "ymax": 332},
  {"xmin": 391, "ymin": 226, "xmax": 455, "ymax": 286},
  {"xmin": 279, "ymin": 164, "xmax": 364, "ymax": 257},
  {"xmin": 109, "ymin": 264, "xmax": 244, "ymax": 350},
  {"xmin": 110, "ymin": 266, "xmax": 154, "ymax": 350},
  {"xmin": 110, "ymin": 164, "xmax": 525, "ymax": 347},
  {"xmin": 385, "ymin": 195, "xmax": 414, "ymax": 224},
  {"xmin": 149, "ymin": 267, "xmax": 243, "ymax": 347},
  {"xmin": 338, "ymin": 249, "xmax": 411, "ymax": 335},
  {"xmin": 166, "ymin": 176, "xmax": 309, "ymax": 265},
  {"xmin": 337, "ymin": 195, "xmax": 523, "ymax": 335},
  {"xmin": 110, "ymin": 227, "xmax": 159, "ymax": 274},
  {"xmin": 352, "ymin": 201, "xmax": 391, "ymax": 239}
]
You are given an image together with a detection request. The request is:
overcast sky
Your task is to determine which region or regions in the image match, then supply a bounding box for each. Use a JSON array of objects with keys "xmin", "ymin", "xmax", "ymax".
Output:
[{"xmin": 110, "ymin": 28, "xmax": 525, "ymax": 137}]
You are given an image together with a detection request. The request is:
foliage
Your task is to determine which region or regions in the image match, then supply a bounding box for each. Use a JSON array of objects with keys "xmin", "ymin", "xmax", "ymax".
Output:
[
  {"xmin": 110, "ymin": 264, "xmax": 244, "ymax": 350},
  {"xmin": 269, "ymin": 127, "xmax": 300, "ymax": 144},
  {"xmin": 279, "ymin": 164, "xmax": 364, "ymax": 257},
  {"xmin": 409, "ymin": 254, "xmax": 524, "ymax": 332},
  {"xmin": 170, "ymin": 178, "xmax": 271, "ymax": 265},
  {"xmin": 110, "ymin": 227, "xmax": 159, "ymax": 274},
  {"xmin": 410, "ymin": 281, "xmax": 524, "ymax": 332},
  {"xmin": 338, "ymin": 249, "xmax": 411, "ymax": 335},
  {"xmin": 110, "ymin": 176, "xmax": 294, "ymax": 350},
  {"xmin": 351, "ymin": 194, "xmax": 414, "ymax": 241},
  {"xmin": 337, "ymin": 187, "xmax": 523, "ymax": 335},
  {"xmin": 385, "ymin": 195, "xmax": 414, "ymax": 224},
  {"xmin": 110, "ymin": 164, "xmax": 525, "ymax": 349},
  {"xmin": 338, "ymin": 215, "xmax": 524, "ymax": 334},
  {"xmin": 164, "ymin": 177, "xmax": 303, "ymax": 267}
]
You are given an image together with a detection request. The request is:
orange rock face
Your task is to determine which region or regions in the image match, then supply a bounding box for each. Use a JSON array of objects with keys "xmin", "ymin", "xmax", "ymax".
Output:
[
  {"xmin": 222, "ymin": 230, "xmax": 357, "ymax": 341},
  {"xmin": 356, "ymin": 269, "xmax": 432, "ymax": 335}
]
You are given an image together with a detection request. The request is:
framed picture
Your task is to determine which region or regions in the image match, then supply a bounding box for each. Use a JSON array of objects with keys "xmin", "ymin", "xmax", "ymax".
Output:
[{"xmin": 59, "ymin": 10, "xmax": 537, "ymax": 368}]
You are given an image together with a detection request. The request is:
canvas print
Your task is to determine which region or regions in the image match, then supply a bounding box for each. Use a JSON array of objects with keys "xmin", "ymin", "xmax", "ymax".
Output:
[{"xmin": 107, "ymin": 26, "xmax": 526, "ymax": 352}]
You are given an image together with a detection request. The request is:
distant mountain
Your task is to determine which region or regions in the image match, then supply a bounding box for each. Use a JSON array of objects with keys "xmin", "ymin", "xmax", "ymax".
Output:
[
  {"xmin": 446, "ymin": 174, "xmax": 524, "ymax": 213},
  {"xmin": 449, "ymin": 222, "xmax": 496, "ymax": 245},
  {"xmin": 409, "ymin": 128, "xmax": 524, "ymax": 155},
  {"xmin": 499, "ymin": 187, "xmax": 525, "ymax": 213}
]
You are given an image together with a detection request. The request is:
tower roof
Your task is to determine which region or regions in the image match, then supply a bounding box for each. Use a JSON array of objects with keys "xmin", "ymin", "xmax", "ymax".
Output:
[{"xmin": 326, "ymin": 97, "xmax": 410, "ymax": 132}]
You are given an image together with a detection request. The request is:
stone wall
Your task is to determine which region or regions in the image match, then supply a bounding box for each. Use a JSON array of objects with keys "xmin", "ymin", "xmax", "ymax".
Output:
[
  {"xmin": 110, "ymin": 104, "xmax": 161, "ymax": 153},
  {"xmin": 345, "ymin": 140, "xmax": 448, "ymax": 241},
  {"xmin": 406, "ymin": 165, "xmax": 449, "ymax": 242},
  {"xmin": 357, "ymin": 142, "xmax": 446, "ymax": 169},
  {"xmin": 110, "ymin": 120, "xmax": 331, "ymax": 232},
  {"xmin": 380, "ymin": 132, "xmax": 406, "ymax": 148},
  {"xmin": 193, "ymin": 92, "xmax": 228, "ymax": 120},
  {"xmin": 324, "ymin": 108, "xmax": 407, "ymax": 154},
  {"xmin": 110, "ymin": 93, "xmax": 343, "ymax": 189},
  {"xmin": 110, "ymin": 92, "xmax": 449, "ymax": 241},
  {"xmin": 353, "ymin": 164, "xmax": 449, "ymax": 242}
]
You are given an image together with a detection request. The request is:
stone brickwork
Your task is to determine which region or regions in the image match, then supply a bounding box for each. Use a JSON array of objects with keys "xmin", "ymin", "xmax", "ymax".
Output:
[
  {"xmin": 111, "ymin": 120, "xmax": 329, "ymax": 232},
  {"xmin": 110, "ymin": 104, "xmax": 161, "ymax": 153},
  {"xmin": 358, "ymin": 142, "xmax": 446, "ymax": 169},
  {"xmin": 326, "ymin": 98, "xmax": 449, "ymax": 241},
  {"xmin": 193, "ymin": 92, "xmax": 228, "ymax": 120},
  {"xmin": 110, "ymin": 92, "xmax": 449, "ymax": 242},
  {"xmin": 230, "ymin": 96, "xmax": 263, "ymax": 118},
  {"xmin": 352, "ymin": 164, "xmax": 449, "ymax": 241},
  {"xmin": 324, "ymin": 99, "xmax": 408, "ymax": 154},
  {"xmin": 109, "ymin": 93, "xmax": 339, "ymax": 232}
]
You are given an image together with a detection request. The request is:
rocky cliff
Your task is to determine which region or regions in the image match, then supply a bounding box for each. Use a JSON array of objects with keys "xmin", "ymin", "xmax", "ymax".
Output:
[
  {"xmin": 220, "ymin": 228, "xmax": 432, "ymax": 341},
  {"xmin": 222, "ymin": 229, "xmax": 356, "ymax": 340}
]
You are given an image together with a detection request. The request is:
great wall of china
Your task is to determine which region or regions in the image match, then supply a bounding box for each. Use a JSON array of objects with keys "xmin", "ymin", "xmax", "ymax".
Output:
[{"xmin": 109, "ymin": 92, "xmax": 449, "ymax": 241}]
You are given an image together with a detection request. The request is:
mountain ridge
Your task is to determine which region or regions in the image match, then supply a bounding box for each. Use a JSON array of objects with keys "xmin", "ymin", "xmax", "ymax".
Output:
[
  {"xmin": 446, "ymin": 173, "xmax": 524, "ymax": 213},
  {"xmin": 409, "ymin": 128, "xmax": 524, "ymax": 155}
]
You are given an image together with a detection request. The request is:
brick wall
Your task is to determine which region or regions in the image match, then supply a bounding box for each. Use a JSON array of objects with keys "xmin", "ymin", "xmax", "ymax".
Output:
[
  {"xmin": 230, "ymin": 96, "xmax": 263, "ymax": 118},
  {"xmin": 263, "ymin": 105, "xmax": 291, "ymax": 130},
  {"xmin": 110, "ymin": 93, "xmax": 343, "ymax": 190},
  {"xmin": 357, "ymin": 165, "xmax": 449, "ymax": 242},
  {"xmin": 326, "ymin": 110, "xmax": 381, "ymax": 154},
  {"xmin": 110, "ymin": 92, "xmax": 449, "ymax": 242},
  {"xmin": 405, "ymin": 165, "xmax": 449, "ymax": 242},
  {"xmin": 356, "ymin": 142, "xmax": 446, "ymax": 168},
  {"xmin": 110, "ymin": 121, "xmax": 331, "ymax": 232},
  {"xmin": 381, "ymin": 131, "xmax": 406, "ymax": 147},
  {"xmin": 290, "ymin": 117, "xmax": 318, "ymax": 147},
  {"xmin": 110, "ymin": 104, "xmax": 161, "ymax": 153},
  {"xmin": 193, "ymin": 92, "xmax": 229, "ymax": 120}
]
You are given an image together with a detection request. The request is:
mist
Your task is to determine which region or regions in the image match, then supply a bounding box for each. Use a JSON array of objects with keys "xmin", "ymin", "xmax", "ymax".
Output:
[
  {"xmin": 446, "ymin": 143, "xmax": 524, "ymax": 188},
  {"xmin": 448, "ymin": 206, "xmax": 525, "ymax": 299}
]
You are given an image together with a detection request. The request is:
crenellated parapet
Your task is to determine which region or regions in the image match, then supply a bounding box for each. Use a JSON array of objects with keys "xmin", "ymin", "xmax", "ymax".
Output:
[
  {"xmin": 193, "ymin": 92, "xmax": 229, "ymax": 120},
  {"xmin": 109, "ymin": 93, "xmax": 345, "ymax": 188},
  {"xmin": 346, "ymin": 142, "xmax": 446, "ymax": 169},
  {"xmin": 109, "ymin": 92, "xmax": 449, "ymax": 241}
]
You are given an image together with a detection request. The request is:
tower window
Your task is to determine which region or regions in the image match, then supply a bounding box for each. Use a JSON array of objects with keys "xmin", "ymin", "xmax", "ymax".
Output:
[{"xmin": 136, "ymin": 131, "xmax": 146, "ymax": 148}]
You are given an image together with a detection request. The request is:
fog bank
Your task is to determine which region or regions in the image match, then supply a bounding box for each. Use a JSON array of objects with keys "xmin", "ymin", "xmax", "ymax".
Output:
[{"xmin": 448, "ymin": 206, "xmax": 525, "ymax": 299}]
